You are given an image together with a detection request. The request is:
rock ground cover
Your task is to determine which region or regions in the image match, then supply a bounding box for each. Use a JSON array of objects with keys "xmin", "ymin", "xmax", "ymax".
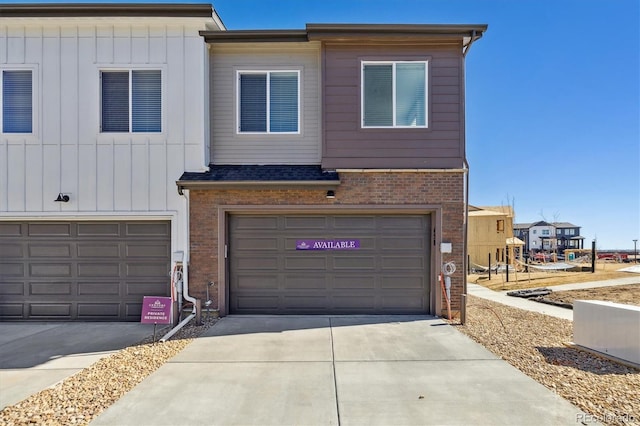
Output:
[{"xmin": 453, "ymin": 296, "xmax": 639, "ymax": 426}]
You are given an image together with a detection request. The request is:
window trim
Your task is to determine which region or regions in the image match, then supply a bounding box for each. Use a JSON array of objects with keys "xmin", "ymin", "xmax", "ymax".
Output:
[
  {"xmin": 361, "ymin": 60, "xmax": 429, "ymax": 129},
  {"xmin": 99, "ymin": 68, "xmax": 164, "ymax": 134},
  {"xmin": 1, "ymin": 66, "xmax": 38, "ymax": 136},
  {"xmin": 235, "ymin": 69, "xmax": 301, "ymax": 135}
]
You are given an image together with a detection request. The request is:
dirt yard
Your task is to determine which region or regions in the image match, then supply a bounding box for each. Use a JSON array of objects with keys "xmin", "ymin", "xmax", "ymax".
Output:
[
  {"xmin": 468, "ymin": 262, "xmax": 637, "ymax": 291},
  {"xmin": 543, "ymin": 284, "xmax": 640, "ymax": 306}
]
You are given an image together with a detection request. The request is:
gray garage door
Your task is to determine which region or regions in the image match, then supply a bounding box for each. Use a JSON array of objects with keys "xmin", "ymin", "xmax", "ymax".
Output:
[
  {"xmin": 0, "ymin": 221, "xmax": 171, "ymax": 321},
  {"xmin": 229, "ymin": 214, "xmax": 431, "ymax": 314}
]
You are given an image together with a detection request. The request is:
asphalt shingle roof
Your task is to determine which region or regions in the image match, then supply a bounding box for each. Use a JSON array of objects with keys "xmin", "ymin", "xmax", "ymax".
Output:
[{"xmin": 179, "ymin": 165, "xmax": 340, "ymax": 182}]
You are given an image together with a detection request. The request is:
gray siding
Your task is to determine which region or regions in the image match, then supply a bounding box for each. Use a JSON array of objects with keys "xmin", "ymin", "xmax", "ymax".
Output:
[
  {"xmin": 209, "ymin": 43, "xmax": 322, "ymax": 165},
  {"xmin": 322, "ymin": 43, "xmax": 464, "ymax": 169}
]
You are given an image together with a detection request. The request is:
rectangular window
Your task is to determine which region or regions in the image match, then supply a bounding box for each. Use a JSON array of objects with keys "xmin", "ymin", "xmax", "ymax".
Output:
[
  {"xmin": 362, "ymin": 61, "xmax": 427, "ymax": 128},
  {"xmin": 497, "ymin": 220, "xmax": 505, "ymax": 232},
  {"xmin": 2, "ymin": 70, "xmax": 33, "ymax": 133},
  {"xmin": 542, "ymin": 229, "xmax": 550, "ymax": 236},
  {"xmin": 101, "ymin": 70, "xmax": 161, "ymax": 133},
  {"xmin": 238, "ymin": 71, "xmax": 299, "ymax": 133}
]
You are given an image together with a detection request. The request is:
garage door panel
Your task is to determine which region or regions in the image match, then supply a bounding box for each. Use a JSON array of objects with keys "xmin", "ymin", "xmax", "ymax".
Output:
[
  {"xmin": 78, "ymin": 223, "xmax": 121, "ymax": 236},
  {"xmin": 284, "ymin": 216, "xmax": 327, "ymax": 229},
  {"xmin": 283, "ymin": 275, "xmax": 327, "ymax": 290},
  {"xmin": 126, "ymin": 262, "xmax": 167, "ymax": 278},
  {"xmin": 380, "ymin": 237, "xmax": 425, "ymax": 250},
  {"xmin": 0, "ymin": 223, "xmax": 22, "ymax": 236},
  {"xmin": 78, "ymin": 263, "xmax": 120, "ymax": 277},
  {"xmin": 126, "ymin": 242, "xmax": 170, "ymax": 258},
  {"xmin": 125, "ymin": 281, "xmax": 168, "ymax": 296},
  {"xmin": 379, "ymin": 216, "xmax": 425, "ymax": 230},
  {"xmin": 332, "ymin": 295, "xmax": 376, "ymax": 309},
  {"xmin": 333, "ymin": 256, "xmax": 376, "ymax": 270},
  {"xmin": 0, "ymin": 263, "xmax": 24, "ymax": 276},
  {"xmin": 229, "ymin": 214, "xmax": 430, "ymax": 314},
  {"xmin": 283, "ymin": 295, "xmax": 328, "ymax": 309},
  {"xmin": 237, "ymin": 256, "xmax": 279, "ymax": 270},
  {"xmin": 30, "ymin": 303, "xmax": 72, "ymax": 318},
  {"xmin": 30, "ymin": 263, "xmax": 72, "ymax": 277},
  {"xmin": 236, "ymin": 275, "xmax": 279, "ymax": 290},
  {"xmin": 333, "ymin": 276, "xmax": 376, "ymax": 289},
  {"xmin": 381, "ymin": 256, "xmax": 424, "ymax": 269},
  {"xmin": 126, "ymin": 222, "xmax": 169, "ymax": 237},
  {"xmin": 381, "ymin": 295, "xmax": 425, "ymax": 309},
  {"xmin": 234, "ymin": 237, "xmax": 279, "ymax": 251},
  {"xmin": 236, "ymin": 296, "xmax": 280, "ymax": 310},
  {"xmin": 30, "ymin": 282, "xmax": 72, "ymax": 295},
  {"xmin": 29, "ymin": 244, "xmax": 72, "ymax": 257},
  {"xmin": 380, "ymin": 276, "xmax": 424, "ymax": 289},
  {"xmin": 29, "ymin": 223, "xmax": 71, "ymax": 236},
  {"xmin": 0, "ymin": 282, "xmax": 24, "ymax": 295},
  {"xmin": 332, "ymin": 216, "xmax": 376, "ymax": 229},
  {"xmin": 78, "ymin": 243, "xmax": 121, "ymax": 258},
  {"xmin": 77, "ymin": 303, "xmax": 120, "ymax": 318},
  {"xmin": 78, "ymin": 282, "xmax": 120, "ymax": 295},
  {"xmin": 0, "ymin": 304, "xmax": 23, "ymax": 317},
  {"xmin": 285, "ymin": 256, "xmax": 327, "ymax": 270},
  {"xmin": 0, "ymin": 220, "xmax": 170, "ymax": 321},
  {"xmin": 234, "ymin": 216, "xmax": 279, "ymax": 230},
  {"xmin": 1, "ymin": 243, "xmax": 23, "ymax": 257}
]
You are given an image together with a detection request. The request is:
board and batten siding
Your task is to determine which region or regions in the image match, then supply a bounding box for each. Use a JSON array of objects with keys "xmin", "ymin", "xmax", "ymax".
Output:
[
  {"xmin": 322, "ymin": 43, "xmax": 465, "ymax": 169},
  {"xmin": 0, "ymin": 20, "xmax": 212, "ymax": 251},
  {"xmin": 209, "ymin": 43, "xmax": 322, "ymax": 165}
]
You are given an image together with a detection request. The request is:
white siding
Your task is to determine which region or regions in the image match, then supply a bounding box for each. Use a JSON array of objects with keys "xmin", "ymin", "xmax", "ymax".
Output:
[
  {"xmin": 0, "ymin": 17, "xmax": 217, "ymax": 256},
  {"xmin": 0, "ymin": 20, "xmax": 209, "ymax": 214},
  {"xmin": 210, "ymin": 43, "xmax": 322, "ymax": 165}
]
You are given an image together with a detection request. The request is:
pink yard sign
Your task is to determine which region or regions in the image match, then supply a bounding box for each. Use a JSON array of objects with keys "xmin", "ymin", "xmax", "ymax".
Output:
[{"xmin": 141, "ymin": 296, "xmax": 172, "ymax": 324}]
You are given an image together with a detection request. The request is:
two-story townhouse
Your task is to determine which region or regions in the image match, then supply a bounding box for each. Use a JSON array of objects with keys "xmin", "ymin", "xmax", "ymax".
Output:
[
  {"xmin": 0, "ymin": 4, "xmax": 224, "ymax": 321},
  {"xmin": 177, "ymin": 24, "xmax": 486, "ymax": 317},
  {"xmin": 468, "ymin": 205, "xmax": 515, "ymax": 267},
  {"xmin": 514, "ymin": 221, "xmax": 584, "ymax": 254},
  {"xmin": 553, "ymin": 222, "xmax": 584, "ymax": 251}
]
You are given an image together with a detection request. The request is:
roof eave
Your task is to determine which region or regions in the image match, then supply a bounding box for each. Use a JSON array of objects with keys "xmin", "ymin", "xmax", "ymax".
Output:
[
  {"xmin": 0, "ymin": 3, "xmax": 216, "ymax": 18},
  {"xmin": 176, "ymin": 179, "xmax": 341, "ymax": 193}
]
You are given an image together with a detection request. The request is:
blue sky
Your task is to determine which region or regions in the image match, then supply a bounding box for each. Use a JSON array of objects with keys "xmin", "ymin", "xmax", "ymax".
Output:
[{"xmin": 8, "ymin": 0, "xmax": 639, "ymax": 249}]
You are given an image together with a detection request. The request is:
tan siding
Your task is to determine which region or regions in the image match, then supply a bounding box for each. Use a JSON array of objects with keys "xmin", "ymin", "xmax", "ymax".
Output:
[
  {"xmin": 322, "ymin": 43, "xmax": 464, "ymax": 169},
  {"xmin": 210, "ymin": 43, "xmax": 322, "ymax": 165}
]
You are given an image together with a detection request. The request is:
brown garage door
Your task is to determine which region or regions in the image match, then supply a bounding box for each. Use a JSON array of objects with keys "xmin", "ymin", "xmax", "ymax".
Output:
[
  {"xmin": 229, "ymin": 214, "xmax": 431, "ymax": 314},
  {"xmin": 0, "ymin": 221, "xmax": 171, "ymax": 321}
]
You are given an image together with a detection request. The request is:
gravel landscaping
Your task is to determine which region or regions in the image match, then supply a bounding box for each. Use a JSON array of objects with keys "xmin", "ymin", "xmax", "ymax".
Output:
[{"xmin": 453, "ymin": 296, "xmax": 639, "ymax": 426}]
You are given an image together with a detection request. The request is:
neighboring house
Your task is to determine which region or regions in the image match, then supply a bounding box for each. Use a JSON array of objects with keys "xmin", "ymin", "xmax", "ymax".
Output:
[
  {"xmin": 467, "ymin": 205, "xmax": 515, "ymax": 267},
  {"xmin": 0, "ymin": 4, "xmax": 224, "ymax": 320},
  {"xmin": 177, "ymin": 24, "xmax": 487, "ymax": 317},
  {"xmin": 514, "ymin": 221, "xmax": 584, "ymax": 253}
]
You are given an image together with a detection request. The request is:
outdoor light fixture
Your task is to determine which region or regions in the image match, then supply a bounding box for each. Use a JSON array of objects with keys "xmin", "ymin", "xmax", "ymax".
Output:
[
  {"xmin": 54, "ymin": 193, "xmax": 69, "ymax": 202},
  {"xmin": 326, "ymin": 190, "xmax": 336, "ymax": 199}
]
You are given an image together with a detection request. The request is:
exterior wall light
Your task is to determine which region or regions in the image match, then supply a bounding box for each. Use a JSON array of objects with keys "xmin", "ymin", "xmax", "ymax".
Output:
[
  {"xmin": 55, "ymin": 193, "xmax": 70, "ymax": 202},
  {"xmin": 326, "ymin": 190, "xmax": 336, "ymax": 199}
]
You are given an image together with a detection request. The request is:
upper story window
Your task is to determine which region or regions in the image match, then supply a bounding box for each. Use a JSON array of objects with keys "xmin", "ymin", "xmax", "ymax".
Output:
[
  {"xmin": 496, "ymin": 220, "xmax": 505, "ymax": 232},
  {"xmin": 101, "ymin": 70, "xmax": 161, "ymax": 133},
  {"xmin": 542, "ymin": 229, "xmax": 550, "ymax": 236},
  {"xmin": 361, "ymin": 61, "xmax": 427, "ymax": 128},
  {"xmin": 237, "ymin": 70, "xmax": 299, "ymax": 134},
  {"xmin": 2, "ymin": 70, "xmax": 33, "ymax": 133}
]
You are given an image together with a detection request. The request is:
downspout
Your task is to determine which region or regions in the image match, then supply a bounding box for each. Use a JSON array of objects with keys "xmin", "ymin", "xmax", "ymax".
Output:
[{"xmin": 161, "ymin": 188, "xmax": 198, "ymax": 342}]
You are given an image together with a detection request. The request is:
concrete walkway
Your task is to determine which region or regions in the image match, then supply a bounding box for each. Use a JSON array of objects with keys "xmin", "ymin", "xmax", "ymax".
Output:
[
  {"xmin": 91, "ymin": 316, "xmax": 588, "ymax": 425},
  {"xmin": 467, "ymin": 276, "xmax": 639, "ymax": 321}
]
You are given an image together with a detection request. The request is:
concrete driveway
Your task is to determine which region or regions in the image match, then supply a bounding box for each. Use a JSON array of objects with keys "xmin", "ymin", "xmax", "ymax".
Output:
[
  {"xmin": 91, "ymin": 316, "xmax": 588, "ymax": 425},
  {"xmin": 0, "ymin": 322, "xmax": 155, "ymax": 409}
]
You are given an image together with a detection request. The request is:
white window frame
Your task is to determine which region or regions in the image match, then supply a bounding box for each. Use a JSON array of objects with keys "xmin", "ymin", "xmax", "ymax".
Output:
[
  {"xmin": 361, "ymin": 60, "xmax": 429, "ymax": 129},
  {"xmin": 236, "ymin": 70, "xmax": 301, "ymax": 135},
  {"xmin": 99, "ymin": 67, "xmax": 164, "ymax": 134},
  {"xmin": 0, "ymin": 65, "xmax": 38, "ymax": 137}
]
